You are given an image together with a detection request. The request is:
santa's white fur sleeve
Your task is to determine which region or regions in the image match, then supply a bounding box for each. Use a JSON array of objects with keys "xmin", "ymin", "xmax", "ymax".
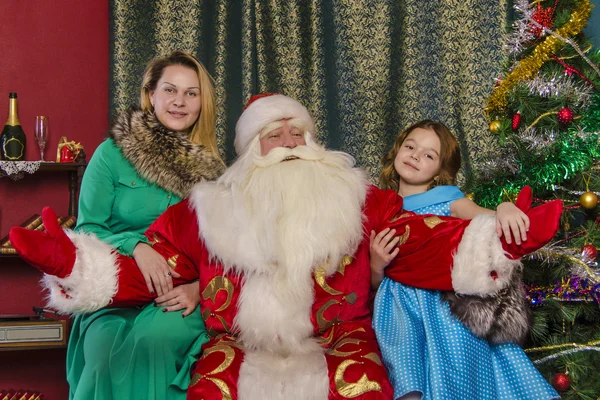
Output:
[
  {"xmin": 451, "ymin": 214, "xmax": 521, "ymax": 296},
  {"xmin": 41, "ymin": 231, "xmax": 119, "ymax": 314}
]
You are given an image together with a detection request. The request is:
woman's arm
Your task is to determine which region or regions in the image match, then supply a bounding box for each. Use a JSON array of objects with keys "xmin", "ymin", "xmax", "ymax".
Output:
[{"xmin": 76, "ymin": 140, "xmax": 148, "ymax": 256}]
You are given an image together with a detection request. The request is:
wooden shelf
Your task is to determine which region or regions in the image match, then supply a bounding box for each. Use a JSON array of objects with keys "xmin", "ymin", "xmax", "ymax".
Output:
[
  {"xmin": 1, "ymin": 161, "xmax": 86, "ymax": 216},
  {"xmin": 0, "ymin": 253, "xmax": 20, "ymax": 259},
  {"xmin": 1, "ymin": 161, "xmax": 87, "ymax": 260},
  {"xmin": 37, "ymin": 161, "xmax": 86, "ymax": 172}
]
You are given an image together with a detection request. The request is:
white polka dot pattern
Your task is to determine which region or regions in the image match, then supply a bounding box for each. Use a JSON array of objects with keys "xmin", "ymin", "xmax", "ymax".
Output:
[{"xmin": 372, "ymin": 188, "xmax": 559, "ymax": 400}]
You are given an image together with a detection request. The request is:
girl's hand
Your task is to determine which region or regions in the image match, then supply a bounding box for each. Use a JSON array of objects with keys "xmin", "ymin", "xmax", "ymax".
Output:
[
  {"xmin": 370, "ymin": 228, "xmax": 400, "ymax": 289},
  {"xmin": 155, "ymin": 281, "xmax": 200, "ymax": 317},
  {"xmin": 132, "ymin": 242, "xmax": 181, "ymax": 296},
  {"xmin": 496, "ymin": 202, "xmax": 530, "ymax": 245}
]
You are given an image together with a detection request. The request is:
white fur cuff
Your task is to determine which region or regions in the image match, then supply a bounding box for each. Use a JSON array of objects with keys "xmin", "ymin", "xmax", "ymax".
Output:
[
  {"xmin": 452, "ymin": 214, "xmax": 521, "ymax": 296},
  {"xmin": 41, "ymin": 231, "xmax": 119, "ymax": 314}
]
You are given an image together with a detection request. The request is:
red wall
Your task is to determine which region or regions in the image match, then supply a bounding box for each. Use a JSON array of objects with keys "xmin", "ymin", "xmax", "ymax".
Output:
[{"xmin": 0, "ymin": 1, "xmax": 109, "ymax": 398}]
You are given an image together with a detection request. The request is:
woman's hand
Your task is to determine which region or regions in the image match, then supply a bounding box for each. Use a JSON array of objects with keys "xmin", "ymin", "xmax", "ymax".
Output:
[
  {"xmin": 370, "ymin": 228, "xmax": 400, "ymax": 289},
  {"xmin": 496, "ymin": 202, "xmax": 530, "ymax": 245},
  {"xmin": 132, "ymin": 242, "xmax": 181, "ymax": 296},
  {"xmin": 155, "ymin": 281, "xmax": 200, "ymax": 317}
]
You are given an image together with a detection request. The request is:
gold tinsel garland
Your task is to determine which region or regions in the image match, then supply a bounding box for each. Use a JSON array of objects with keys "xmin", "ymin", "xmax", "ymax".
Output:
[
  {"xmin": 525, "ymin": 339, "xmax": 600, "ymax": 353},
  {"xmin": 486, "ymin": 0, "xmax": 592, "ymax": 114}
]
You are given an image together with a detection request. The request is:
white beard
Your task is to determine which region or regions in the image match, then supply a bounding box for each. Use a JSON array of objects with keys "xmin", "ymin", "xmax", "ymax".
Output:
[{"xmin": 190, "ymin": 137, "xmax": 368, "ymax": 353}]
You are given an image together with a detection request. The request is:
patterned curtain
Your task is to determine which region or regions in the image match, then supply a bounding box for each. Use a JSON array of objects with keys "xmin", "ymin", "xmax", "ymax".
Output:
[{"xmin": 110, "ymin": 0, "xmax": 508, "ymax": 181}]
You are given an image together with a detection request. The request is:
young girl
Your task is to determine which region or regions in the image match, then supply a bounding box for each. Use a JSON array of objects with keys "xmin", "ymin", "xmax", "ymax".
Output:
[{"xmin": 371, "ymin": 120, "xmax": 559, "ymax": 400}]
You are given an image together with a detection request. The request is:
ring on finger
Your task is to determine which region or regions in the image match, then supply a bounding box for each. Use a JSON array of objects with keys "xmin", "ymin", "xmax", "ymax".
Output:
[{"xmin": 166, "ymin": 271, "xmax": 172, "ymax": 277}]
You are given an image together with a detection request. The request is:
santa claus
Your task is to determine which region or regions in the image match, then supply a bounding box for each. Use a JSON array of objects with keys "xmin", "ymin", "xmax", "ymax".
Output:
[{"xmin": 10, "ymin": 93, "xmax": 562, "ymax": 400}]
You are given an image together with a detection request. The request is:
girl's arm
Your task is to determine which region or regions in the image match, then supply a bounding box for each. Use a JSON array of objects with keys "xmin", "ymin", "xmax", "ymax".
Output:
[{"xmin": 450, "ymin": 198, "xmax": 529, "ymax": 244}]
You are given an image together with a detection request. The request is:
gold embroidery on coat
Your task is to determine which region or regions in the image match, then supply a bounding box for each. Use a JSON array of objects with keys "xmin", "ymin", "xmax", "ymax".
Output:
[
  {"xmin": 315, "ymin": 267, "xmax": 343, "ymax": 296},
  {"xmin": 167, "ymin": 254, "xmax": 179, "ymax": 269},
  {"xmin": 317, "ymin": 299, "xmax": 341, "ymax": 331},
  {"xmin": 343, "ymin": 292, "xmax": 357, "ymax": 305},
  {"xmin": 202, "ymin": 276, "xmax": 234, "ymax": 312},
  {"xmin": 389, "ymin": 212, "xmax": 413, "ymax": 222},
  {"xmin": 202, "ymin": 345, "xmax": 236, "ymax": 374},
  {"xmin": 328, "ymin": 338, "xmax": 365, "ymax": 357},
  {"xmin": 338, "ymin": 255, "xmax": 353, "ymax": 274},
  {"xmin": 320, "ymin": 327, "xmax": 336, "ymax": 345},
  {"xmin": 424, "ymin": 216, "xmax": 445, "ymax": 229},
  {"xmin": 205, "ymin": 377, "xmax": 233, "ymax": 400},
  {"xmin": 216, "ymin": 315, "xmax": 231, "ymax": 333},
  {"xmin": 189, "ymin": 344, "xmax": 235, "ymax": 399},
  {"xmin": 189, "ymin": 373, "xmax": 202, "ymax": 387},
  {"xmin": 363, "ymin": 352, "xmax": 383, "ymax": 366},
  {"xmin": 335, "ymin": 359, "xmax": 382, "ymax": 397},
  {"xmin": 397, "ymin": 226, "xmax": 410, "ymax": 245},
  {"xmin": 149, "ymin": 233, "xmax": 161, "ymax": 245},
  {"xmin": 333, "ymin": 327, "xmax": 365, "ymax": 344}
]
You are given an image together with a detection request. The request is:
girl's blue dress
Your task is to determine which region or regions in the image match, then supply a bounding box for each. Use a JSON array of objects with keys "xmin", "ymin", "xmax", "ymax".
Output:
[{"xmin": 373, "ymin": 186, "xmax": 559, "ymax": 400}]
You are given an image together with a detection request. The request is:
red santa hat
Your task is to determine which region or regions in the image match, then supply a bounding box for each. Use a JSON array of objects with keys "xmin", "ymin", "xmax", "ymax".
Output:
[{"xmin": 234, "ymin": 93, "xmax": 315, "ymax": 155}]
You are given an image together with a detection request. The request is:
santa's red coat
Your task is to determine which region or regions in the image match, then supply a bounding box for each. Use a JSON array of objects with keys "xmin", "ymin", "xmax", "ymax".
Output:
[{"xmin": 26, "ymin": 185, "xmax": 519, "ymax": 400}]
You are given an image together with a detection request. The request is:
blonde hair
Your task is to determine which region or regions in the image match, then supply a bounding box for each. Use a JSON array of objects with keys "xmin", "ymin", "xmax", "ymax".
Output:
[
  {"xmin": 140, "ymin": 51, "xmax": 220, "ymax": 158},
  {"xmin": 379, "ymin": 120, "xmax": 462, "ymax": 191}
]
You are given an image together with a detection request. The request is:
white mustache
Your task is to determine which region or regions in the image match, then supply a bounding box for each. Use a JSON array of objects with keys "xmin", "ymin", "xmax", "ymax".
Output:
[{"xmin": 253, "ymin": 145, "xmax": 325, "ymax": 168}]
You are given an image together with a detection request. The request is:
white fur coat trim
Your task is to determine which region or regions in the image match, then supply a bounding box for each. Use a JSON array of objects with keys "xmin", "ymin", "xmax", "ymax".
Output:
[
  {"xmin": 238, "ymin": 341, "xmax": 329, "ymax": 400},
  {"xmin": 41, "ymin": 231, "xmax": 118, "ymax": 314},
  {"xmin": 452, "ymin": 214, "xmax": 521, "ymax": 296}
]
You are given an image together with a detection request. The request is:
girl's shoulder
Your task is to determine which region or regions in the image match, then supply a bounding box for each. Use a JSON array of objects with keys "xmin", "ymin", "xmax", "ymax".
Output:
[{"xmin": 403, "ymin": 185, "xmax": 464, "ymax": 212}]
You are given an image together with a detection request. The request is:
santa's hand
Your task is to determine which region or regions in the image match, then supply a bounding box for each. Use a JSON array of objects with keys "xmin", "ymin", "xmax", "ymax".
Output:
[
  {"xmin": 155, "ymin": 281, "xmax": 199, "ymax": 317},
  {"xmin": 133, "ymin": 243, "xmax": 181, "ymax": 296},
  {"xmin": 9, "ymin": 207, "xmax": 76, "ymax": 278}
]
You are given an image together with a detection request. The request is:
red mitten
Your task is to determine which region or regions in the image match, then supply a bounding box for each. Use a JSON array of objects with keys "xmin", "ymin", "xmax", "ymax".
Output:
[
  {"xmin": 501, "ymin": 186, "xmax": 563, "ymax": 259},
  {"xmin": 9, "ymin": 207, "xmax": 76, "ymax": 278}
]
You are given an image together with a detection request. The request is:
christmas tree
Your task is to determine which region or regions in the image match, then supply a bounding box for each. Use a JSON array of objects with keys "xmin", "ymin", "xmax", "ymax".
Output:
[{"xmin": 466, "ymin": 0, "xmax": 600, "ymax": 397}]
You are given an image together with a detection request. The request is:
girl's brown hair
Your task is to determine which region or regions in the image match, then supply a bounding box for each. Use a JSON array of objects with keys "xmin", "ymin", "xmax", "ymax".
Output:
[
  {"xmin": 140, "ymin": 50, "xmax": 220, "ymax": 159},
  {"xmin": 379, "ymin": 120, "xmax": 461, "ymax": 191}
]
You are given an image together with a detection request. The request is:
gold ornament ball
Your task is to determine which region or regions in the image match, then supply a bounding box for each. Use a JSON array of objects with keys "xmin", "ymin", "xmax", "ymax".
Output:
[
  {"xmin": 580, "ymin": 191, "xmax": 598, "ymax": 209},
  {"xmin": 489, "ymin": 120, "xmax": 501, "ymax": 134}
]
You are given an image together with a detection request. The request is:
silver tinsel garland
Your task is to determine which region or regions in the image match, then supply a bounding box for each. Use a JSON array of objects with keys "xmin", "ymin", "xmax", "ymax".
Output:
[
  {"xmin": 529, "ymin": 245, "xmax": 600, "ymax": 283},
  {"xmin": 519, "ymin": 128, "xmax": 557, "ymax": 152},
  {"xmin": 527, "ymin": 74, "xmax": 593, "ymax": 107},
  {"xmin": 533, "ymin": 346, "xmax": 600, "ymax": 365},
  {"xmin": 505, "ymin": 0, "xmax": 537, "ymax": 55}
]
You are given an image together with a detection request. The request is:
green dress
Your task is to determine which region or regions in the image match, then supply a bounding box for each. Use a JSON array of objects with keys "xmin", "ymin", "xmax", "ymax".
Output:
[{"xmin": 66, "ymin": 138, "xmax": 210, "ymax": 400}]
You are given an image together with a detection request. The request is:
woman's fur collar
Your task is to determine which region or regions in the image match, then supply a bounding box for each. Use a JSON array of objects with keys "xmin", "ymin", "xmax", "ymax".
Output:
[{"xmin": 109, "ymin": 108, "xmax": 225, "ymax": 198}]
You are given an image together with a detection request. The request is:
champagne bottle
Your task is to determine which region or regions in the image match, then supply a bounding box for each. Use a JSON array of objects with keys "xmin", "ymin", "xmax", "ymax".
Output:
[{"xmin": 1, "ymin": 92, "xmax": 27, "ymax": 161}]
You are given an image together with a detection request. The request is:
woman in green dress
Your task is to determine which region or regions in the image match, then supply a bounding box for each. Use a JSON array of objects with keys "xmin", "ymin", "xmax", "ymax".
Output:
[{"xmin": 66, "ymin": 51, "xmax": 225, "ymax": 400}]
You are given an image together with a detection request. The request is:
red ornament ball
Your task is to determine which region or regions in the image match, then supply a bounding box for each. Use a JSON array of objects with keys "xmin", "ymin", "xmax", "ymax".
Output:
[
  {"xmin": 551, "ymin": 372, "xmax": 571, "ymax": 392},
  {"xmin": 582, "ymin": 244, "xmax": 598, "ymax": 260},
  {"xmin": 512, "ymin": 112, "xmax": 522, "ymax": 131},
  {"xmin": 557, "ymin": 107, "xmax": 574, "ymax": 124}
]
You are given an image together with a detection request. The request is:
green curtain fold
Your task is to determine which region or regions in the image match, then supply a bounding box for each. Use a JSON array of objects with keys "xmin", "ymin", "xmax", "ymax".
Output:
[{"xmin": 110, "ymin": 0, "xmax": 507, "ymax": 181}]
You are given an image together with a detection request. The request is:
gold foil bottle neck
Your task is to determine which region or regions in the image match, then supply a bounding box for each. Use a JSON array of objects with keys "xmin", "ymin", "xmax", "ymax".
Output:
[{"xmin": 6, "ymin": 93, "xmax": 21, "ymax": 126}]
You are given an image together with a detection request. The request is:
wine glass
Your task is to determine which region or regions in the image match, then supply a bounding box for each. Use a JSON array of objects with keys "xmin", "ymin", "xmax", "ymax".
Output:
[{"xmin": 35, "ymin": 116, "xmax": 48, "ymax": 161}]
